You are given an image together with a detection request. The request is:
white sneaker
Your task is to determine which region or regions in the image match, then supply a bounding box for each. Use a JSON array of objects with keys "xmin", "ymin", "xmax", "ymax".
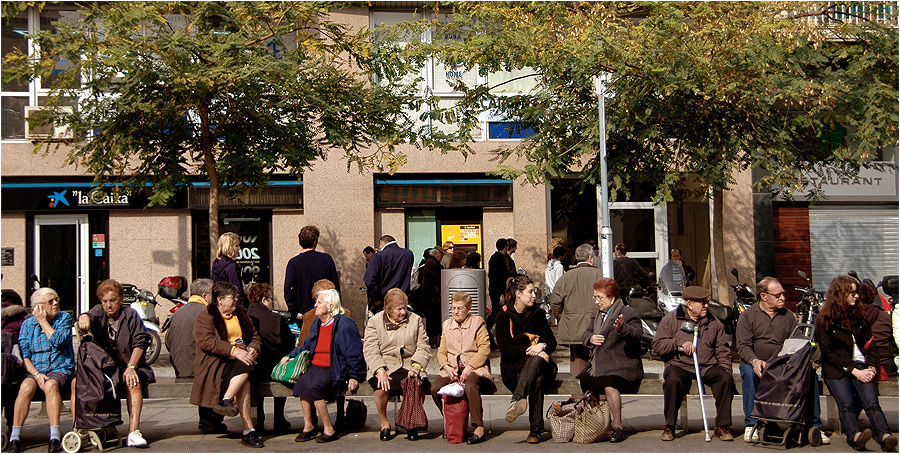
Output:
[
  {"xmin": 744, "ymin": 426, "xmax": 759, "ymax": 442},
  {"xmin": 127, "ymin": 430, "xmax": 149, "ymax": 448},
  {"xmin": 820, "ymin": 432, "xmax": 830, "ymax": 445}
]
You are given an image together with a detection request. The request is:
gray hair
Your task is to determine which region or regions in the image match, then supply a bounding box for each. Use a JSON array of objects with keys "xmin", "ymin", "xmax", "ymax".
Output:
[
  {"xmin": 190, "ymin": 278, "xmax": 214, "ymax": 297},
  {"xmin": 316, "ymin": 289, "xmax": 345, "ymax": 316},
  {"xmin": 30, "ymin": 287, "xmax": 59, "ymax": 306},
  {"xmin": 574, "ymin": 243, "xmax": 595, "ymax": 262},
  {"xmin": 756, "ymin": 276, "xmax": 780, "ymax": 301}
]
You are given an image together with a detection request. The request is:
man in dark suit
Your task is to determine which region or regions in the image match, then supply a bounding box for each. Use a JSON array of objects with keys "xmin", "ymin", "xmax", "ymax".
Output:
[
  {"xmin": 363, "ymin": 235, "xmax": 414, "ymax": 314},
  {"xmin": 488, "ymin": 238, "xmax": 511, "ymax": 312}
]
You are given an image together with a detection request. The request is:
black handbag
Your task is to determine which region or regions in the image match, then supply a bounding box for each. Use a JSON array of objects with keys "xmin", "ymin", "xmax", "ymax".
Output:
[{"xmin": 344, "ymin": 398, "xmax": 367, "ymax": 430}]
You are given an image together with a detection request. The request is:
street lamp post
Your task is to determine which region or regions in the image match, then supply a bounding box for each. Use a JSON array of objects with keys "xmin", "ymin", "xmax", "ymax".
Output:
[{"xmin": 596, "ymin": 75, "xmax": 614, "ymax": 278}]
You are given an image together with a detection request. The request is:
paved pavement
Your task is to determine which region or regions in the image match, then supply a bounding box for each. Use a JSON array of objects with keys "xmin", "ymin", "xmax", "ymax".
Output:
[{"xmin": 6, "ymin": 348, "xmax": 898, "ymax": 453}]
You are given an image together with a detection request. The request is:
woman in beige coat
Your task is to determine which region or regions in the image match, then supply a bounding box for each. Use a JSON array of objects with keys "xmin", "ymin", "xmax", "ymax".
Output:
[
  {"xmin": 430, "ymin": 291, "xmax": 496, "ymax": 444},
  {"xmin": 363, "ymin": 288, "xmax": 432, "ymax": 441}
]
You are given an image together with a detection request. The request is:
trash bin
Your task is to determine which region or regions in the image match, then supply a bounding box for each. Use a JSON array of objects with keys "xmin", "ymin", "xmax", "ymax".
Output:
[{"xmin": 440, "ymin": 269, "xmax": 487, "ymax": 320}]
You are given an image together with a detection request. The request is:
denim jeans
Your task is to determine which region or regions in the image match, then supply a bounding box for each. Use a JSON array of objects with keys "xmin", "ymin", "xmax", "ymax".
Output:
[
  {"xmin": 740, "ymin": 362, "xmax": 823, "ymax": 428},
  {"xmin": 823, "ymin": 365, "xmax": 892, "ymax": 440}
]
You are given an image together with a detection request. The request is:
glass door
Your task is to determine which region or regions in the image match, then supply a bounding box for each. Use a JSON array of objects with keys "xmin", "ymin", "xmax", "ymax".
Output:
[{"xmin": 33, "ymin": 214, "xmax": 90, "ymax": 316}]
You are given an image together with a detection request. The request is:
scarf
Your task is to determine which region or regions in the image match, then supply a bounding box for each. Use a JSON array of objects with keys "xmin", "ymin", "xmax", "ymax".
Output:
[{"xmin": 384, "ymin": 311, "xmax": 408, "ymax": 331}]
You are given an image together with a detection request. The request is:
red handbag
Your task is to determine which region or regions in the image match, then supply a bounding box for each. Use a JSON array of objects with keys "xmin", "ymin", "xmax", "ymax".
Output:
[
  {"xmin": 442, "ymin": 393, "xmax": 469, "ymax": 444},
  {"xmin": 395, "ymin": 376, "xmax": 428, "ymax": 431}
]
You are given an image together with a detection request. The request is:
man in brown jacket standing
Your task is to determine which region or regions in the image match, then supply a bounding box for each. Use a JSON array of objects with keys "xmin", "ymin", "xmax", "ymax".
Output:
[
  {"xmin": 549, "ymin": 243, "xmax": 602, "ymax": 375},
  {"xmin": 652, "ymin": 286, "xmax": 734, "ymax": 442}
]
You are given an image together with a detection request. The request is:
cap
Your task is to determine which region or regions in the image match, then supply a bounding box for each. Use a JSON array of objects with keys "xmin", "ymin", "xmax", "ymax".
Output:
[{"xmin": 682, "ymin": 286, "xmax": 711, "ymax": 301}]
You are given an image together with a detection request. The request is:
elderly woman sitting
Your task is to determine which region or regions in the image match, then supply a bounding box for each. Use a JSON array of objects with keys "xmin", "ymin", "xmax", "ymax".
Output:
[
  {"xmin": 363, "ymin": 288, "xmax": 432, "ymax": 441},
  {"xmin": 190, "ymin": 281, "xmax": 263, "ymax": 448},
  {"xmin": 77, "ymin": 279, "xmax": 156, "ymax": 449},
  {"xmin": 430, "ymin": 291, "xmax": 496, "ymax": 444},
  {"xmin": 289, "ymin": 289, "xmax": 365, "ymax": 444},
  {"xmin": 8, "ymin": 288, "xmax": 74, "ymax": 453},
  {"xmin": 580, "ymin": 278, "xmax": 644, "ymax": 443}
]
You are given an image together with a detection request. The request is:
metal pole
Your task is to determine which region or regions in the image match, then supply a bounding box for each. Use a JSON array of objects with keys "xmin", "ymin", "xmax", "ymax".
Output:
[{"xmin": 596, "ymin": 76, "xmax": 614, "ymax": 278}]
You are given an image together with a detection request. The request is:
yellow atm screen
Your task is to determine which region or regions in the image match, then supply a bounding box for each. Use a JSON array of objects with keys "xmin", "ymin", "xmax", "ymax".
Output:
[{"xmin": 441, "ymin": 224, "xmax": 482, "ymax": 258}]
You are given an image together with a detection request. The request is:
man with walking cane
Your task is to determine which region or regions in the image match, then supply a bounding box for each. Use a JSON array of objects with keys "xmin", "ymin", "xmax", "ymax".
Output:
[{"xmin": 652, "ymin": 286, "xmax": 734, "ymax": 442}]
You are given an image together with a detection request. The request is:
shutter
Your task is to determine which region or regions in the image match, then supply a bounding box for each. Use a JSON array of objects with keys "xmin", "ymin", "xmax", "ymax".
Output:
[{"xmin": 809, "ymin": 207, "xmax": 899, "ymax": 291}]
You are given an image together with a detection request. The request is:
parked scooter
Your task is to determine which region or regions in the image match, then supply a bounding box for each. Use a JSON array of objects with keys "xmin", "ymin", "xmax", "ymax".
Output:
[
  {"xmin": 121, "ymin": 283, "xmax": 162, "ymax": 365},
  {"xmin": 155, "ymin": 276, "xmax": 188, "ymax": 333},
  {"xmin": 624, "ymin": 276, "xmax": 662, "ymax": 356},
  {"xmin": 795, "ymin": 270, "xmax": 825, "ymax": 325},
  {"xmin": 729, "ymin": 268, "xmax": 756, "ymax": 316}
]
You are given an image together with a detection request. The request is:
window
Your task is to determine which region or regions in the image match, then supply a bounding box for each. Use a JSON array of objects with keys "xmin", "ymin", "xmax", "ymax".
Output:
[
  {"xmin": 1, "ymin": 6, "xmax": 82, "ymax": 141},
  {"xmin": 372, "ymin": 10, "xmax": 536, "ymax": 141}
]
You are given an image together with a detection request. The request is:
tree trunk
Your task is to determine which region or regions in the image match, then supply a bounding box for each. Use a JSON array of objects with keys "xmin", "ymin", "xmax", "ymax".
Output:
[{"xmin": 199, "ymin": 101, "xmax": 219, "ymax": 268}]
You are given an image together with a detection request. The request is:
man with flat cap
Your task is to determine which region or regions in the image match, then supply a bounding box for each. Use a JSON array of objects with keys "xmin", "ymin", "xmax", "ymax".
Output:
[{"xmin": 652, "ymin": 286, "xmax": 734, "ymax": 442}]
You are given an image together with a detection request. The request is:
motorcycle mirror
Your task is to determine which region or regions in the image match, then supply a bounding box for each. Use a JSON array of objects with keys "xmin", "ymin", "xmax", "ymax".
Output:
[
  {"xmin": 730, "ymin": 268, "xmax": 739, "ymax": 279},
  {"xmin": 647, "ymin": 271, "xmax": 656, "ymax": 281},
  {"xmin": 797, "ymin": 270, "xmax": 808, "ymax": 280},
  {"xmin": 848, "ymin": 270, "xmax": 860, "ymax": 282}
]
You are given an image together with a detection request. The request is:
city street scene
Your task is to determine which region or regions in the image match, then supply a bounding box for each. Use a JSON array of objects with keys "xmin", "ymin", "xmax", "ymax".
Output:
[{"xmin": 1, "ymin": 2, "xmax": 898, "ymax": 453}]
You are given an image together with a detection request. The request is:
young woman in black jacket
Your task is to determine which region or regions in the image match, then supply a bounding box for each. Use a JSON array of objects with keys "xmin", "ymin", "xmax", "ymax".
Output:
[
  {"xmin": 495, "ymin": 274, "xmax": 557, "ymax": 444},
  {"xmin": 815, "ymin": 275, "xmax": 896, "ymax": 452}
]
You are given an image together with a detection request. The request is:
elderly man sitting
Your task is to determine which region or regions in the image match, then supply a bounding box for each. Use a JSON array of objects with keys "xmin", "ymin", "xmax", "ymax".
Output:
[{"xmin": 8, "ymin": 288, "xmax": 75, "ymax": 453}]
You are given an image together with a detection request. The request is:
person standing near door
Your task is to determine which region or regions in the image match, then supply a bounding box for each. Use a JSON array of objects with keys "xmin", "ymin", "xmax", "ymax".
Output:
[
  {"xmin": 364, "ymin": 235, "xmax": 414, "ymax": 314},
  {"xmin": 212, "ymin": 232, "xmax": 249, "ymax": 309},
  {"xmin": 487, "ymin": 239, "xmax": 512, "ymax": 346},
  {"xmin": 505, "ymin": 238, "xmax": 519, "ymax": 275},
  {"xmin": 284, "ymin": 226, "xmax": 340, "ymax": 324}
]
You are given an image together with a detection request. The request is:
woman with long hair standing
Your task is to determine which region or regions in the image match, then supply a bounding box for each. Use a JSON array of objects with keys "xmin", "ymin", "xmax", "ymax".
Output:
[
  {"xmin": 212, "ymin": 232, "xmax": 248, "ymax": 308},
  {"xmin": 815, "ymin": 275, "xmax": 897, "ymax": 451}
]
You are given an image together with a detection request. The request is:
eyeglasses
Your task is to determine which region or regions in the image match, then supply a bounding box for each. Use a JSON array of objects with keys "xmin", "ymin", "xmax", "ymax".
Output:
[
  {"xmin": 688, "ymin": 299, "xmax": 709, "ymax": 306},
  {"xmin": 450, "ymin": 306, "xmax": 467, "ymax": 312},
  {"xmin": 446, "ymin": 246, "xmax": 454, "ymax": 250},
  {"xmin": 762, "ymin": 291, "xmax": 785, "ymax": 299},
  {"xmin": 40, "ymin": 297, "xmax": 60, "ymax": 306},
  {"xmin": 850, "ymin": 291, "xmax": 859, "ymax": 295},
  {"xmin": 593, "ymin": 294, "xmax": 611, "ymax": 302}
]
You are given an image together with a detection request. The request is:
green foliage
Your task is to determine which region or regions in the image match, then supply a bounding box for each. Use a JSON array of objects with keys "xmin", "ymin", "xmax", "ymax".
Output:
[
  {"xmin": 2, "ymin": 1, "xmax": 427, "ymax": 203},
  {"xmin": 391, "ymin": 1, "xmax": 898, "ymax": 202}
]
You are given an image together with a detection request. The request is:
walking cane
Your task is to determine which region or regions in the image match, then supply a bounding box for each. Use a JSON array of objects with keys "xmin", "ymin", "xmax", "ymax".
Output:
[{"xmin": 690, "ymin": 328, "xmax": 712, "ymax": 442}]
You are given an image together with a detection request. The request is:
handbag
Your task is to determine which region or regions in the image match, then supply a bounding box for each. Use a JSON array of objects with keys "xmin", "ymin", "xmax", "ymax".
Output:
[
  {"xmin": 270, "ymin": 350, "xmax": 309, "ymax": 385},
  {"xmin": 572, "ymin": 391, "xmax": 612, "ymax": 443},
  {"xmin": 442, "ymin": 393, "xmax": 469, "ymax": 444},
  {"xmin": 344, "ymin": 398, "xmax": 367, "ymax": 430},
  {"xmin": 547, "ymin": 398, "xmax": 578, "ymax": 443},
  {"xmin": 395, "ymin": 375, "xmax": 428, "ymax": 431}
]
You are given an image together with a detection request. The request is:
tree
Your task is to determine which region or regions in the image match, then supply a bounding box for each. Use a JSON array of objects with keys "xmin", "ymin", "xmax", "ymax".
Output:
[
  {"xmin": 390, "ymin": 2, "xmax": 898, "ymax": 202},
  {"xmin": 2, "ymin": 1, "xmax": 427, "ymax": 264}
]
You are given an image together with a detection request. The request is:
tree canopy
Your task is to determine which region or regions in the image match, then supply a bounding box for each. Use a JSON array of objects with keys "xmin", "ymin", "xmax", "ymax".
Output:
[
  {"xmin": 389, "ymin": 1, "xmax": 898, "ymax": 202},
  {"xmin": 2, "ymin": 1, "xmax": 428, "ymax": 260}
]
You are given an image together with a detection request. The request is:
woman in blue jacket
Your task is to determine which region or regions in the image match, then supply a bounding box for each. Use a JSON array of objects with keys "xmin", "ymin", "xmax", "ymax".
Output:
[
  {"xmin": 211, "ymin": 232, "xmax": 248, "ymax": 308},
  {"xmin": 286, "ymin": 289, "xmax": 364, "ymax": 443}
]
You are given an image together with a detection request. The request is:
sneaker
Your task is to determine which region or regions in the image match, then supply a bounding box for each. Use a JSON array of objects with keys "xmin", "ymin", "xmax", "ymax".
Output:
[
  {"xmin": 715, "ymin": 426, "xmax": 734, "ymax": 441},
  {"xmin": 126, "ymin": 430, "xmax": 149, "ymax": 448},
  {"xmin": 505, "ymin": 398, "xmax": 527, "ymax": 423},
  {"xmin": 744, "ymin": 426, "xmax": 759, "ymax": 442},
  {"xmin": 820, "ymin": 432, "xmax": 830, "ymax": 445},
  {"xmin": 213, "ymin": 398, "xmax": 239, "ymax": 418},
  {"xmin": 241, "ymin": 430, "xmax": 264, "ymax": 448},
  {"xmin": 661, "ymin": 426, "xmax": 675, "ymax": 441}
]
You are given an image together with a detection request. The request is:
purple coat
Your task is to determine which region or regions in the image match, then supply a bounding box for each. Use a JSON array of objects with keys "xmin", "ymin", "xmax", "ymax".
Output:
[{"xmin": 212, "ymin": 256, "xmax": 248, "ymax": 308}]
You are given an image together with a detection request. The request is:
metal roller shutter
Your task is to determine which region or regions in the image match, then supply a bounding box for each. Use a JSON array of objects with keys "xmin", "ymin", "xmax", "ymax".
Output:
[{"xmin": 809, "ymin": 207, "xmax": 899, "ymax": 291}]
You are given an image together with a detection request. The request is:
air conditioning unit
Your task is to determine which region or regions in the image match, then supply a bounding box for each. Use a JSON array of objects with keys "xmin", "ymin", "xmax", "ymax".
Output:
[{"xmin": 24, "ymin": 106, "xmax": 74, "ymax": 140}]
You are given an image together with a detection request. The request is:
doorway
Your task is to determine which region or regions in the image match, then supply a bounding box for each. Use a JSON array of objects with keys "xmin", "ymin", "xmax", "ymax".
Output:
[{"xmin": 32, "ymin": 214, "xmax": 90, "ymax": 315}]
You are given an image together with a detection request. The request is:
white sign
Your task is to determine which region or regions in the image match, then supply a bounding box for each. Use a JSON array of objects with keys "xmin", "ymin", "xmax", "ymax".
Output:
[{"xmin": 793, "ymin": 167, "xmax": 897, "ymax": 200}]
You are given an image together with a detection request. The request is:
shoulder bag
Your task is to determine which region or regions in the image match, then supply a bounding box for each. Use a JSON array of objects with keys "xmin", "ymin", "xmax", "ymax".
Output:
[{"xmin": 270, "ymin": 350, "xmax": 309, "ymax": 385}]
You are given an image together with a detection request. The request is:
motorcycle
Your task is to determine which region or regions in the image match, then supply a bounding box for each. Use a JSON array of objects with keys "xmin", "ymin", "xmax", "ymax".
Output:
[
  {"xmin": 795, "ymin": 270, "xmax": 825, "ymax": 325},
  {"xmin": 624, "ymin": 275, "xmax": 662, "ymax": 356},
  {"xmin": 729, "ymin": 268, "xmax": 755, "ymax": 316},
  {"xmin": 121, "ymin": 283, "xmax": 163, "ymax": 365},
  {"xmin": 878, "ymin": 275, "xmax": 899, "ymax": 308},
  {"xmin": 155, "ymin": 276, "xmax": 188, "ymax": 333}
]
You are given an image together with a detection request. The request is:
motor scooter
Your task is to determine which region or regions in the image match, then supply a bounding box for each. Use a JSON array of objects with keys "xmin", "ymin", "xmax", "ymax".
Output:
[
  {"xmin": 155, "ymin": 276, "xmax": 188, "ymax": 333},
  {"xmin": 624, "ymin": 275, "xmax": 662, "ymax": 356},
  {"xmin": 121, "ymin": 283, "xmax": 162, "ymax": 365}
]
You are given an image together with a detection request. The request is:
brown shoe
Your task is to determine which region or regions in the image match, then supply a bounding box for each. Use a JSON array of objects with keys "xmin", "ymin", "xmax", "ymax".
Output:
[
  {"xmin": 661, "ymin": 426, "xmax": 675, "ymax": 441},
  {"xmin": 526, "ymin": 433, "xmax": 542, "ymax": 444},
  {"xmin": 715, "ymin": 426, "xmax": 734, "ymax": 441}
]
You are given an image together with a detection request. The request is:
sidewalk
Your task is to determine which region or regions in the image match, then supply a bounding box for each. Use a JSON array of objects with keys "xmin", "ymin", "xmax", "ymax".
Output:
[{"xmin": 7, "ymin": 348, "xmax": 898, "ymax": 453}]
